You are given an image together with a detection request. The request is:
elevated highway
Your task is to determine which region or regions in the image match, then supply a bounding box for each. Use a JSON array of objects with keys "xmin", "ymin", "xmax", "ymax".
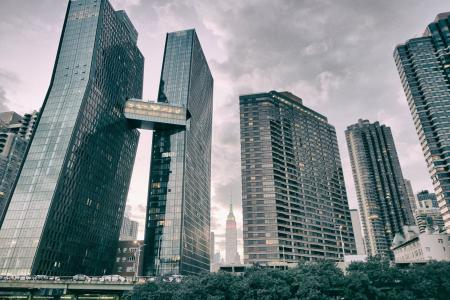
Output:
[{"xmin": 0, "ymin": 279, "xmax": 137, "ymax": 300}]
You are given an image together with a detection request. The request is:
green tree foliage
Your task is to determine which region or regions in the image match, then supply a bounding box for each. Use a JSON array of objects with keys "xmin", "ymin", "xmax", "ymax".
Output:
[{"xmin": 130, "ymin": 260, "xmax": 450, "ymax": 300}]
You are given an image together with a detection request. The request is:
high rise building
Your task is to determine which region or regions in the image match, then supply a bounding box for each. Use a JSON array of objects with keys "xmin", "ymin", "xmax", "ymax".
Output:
[
  {"xmin": 415, "ymin": 190, "xmax": 444, "ymax": 233},
  {"xmin": 210, "ymin": 232, "xmax": 215, "ymax": 263},
  {"xmin": 225, "ymin": 203, "xmax": 240, "ymax": 265},
  {"xmin": 417, "ymin": 190, "xmax": 439, "ymax": 208},
  {"xmin": 240, "ymin": 91, "xmax": 356, "ymax": 264},
  {"xmin": 0, "ymin": 111, "xmax": 38, "ymax": 220},
  {"xmin": 0, "ymin": 112, "xmax": 22, "ymax": 131},
  {"xmin": 404, "ymin": 179, "xmax": 418, "ymax": 212},
  {"xmin": 120, "ymin": 206, "xmax": 139, "ymax": 241},
  {"xmin": 18, "ymin": 111, "xmax": 39, "ymax": 140},
  {"xmin": 415, "ymin": 207, "xmax": 445, "ymax": 234},
  {"xmin": 142, "ymin": 29, "xmax": 213, "ymax": 276},
  {"xmin": 350, "ymin": 209, "xmax": 366, "ymax": 255},
  {"xmin": 0, "ymin": 0, "xmax": 144, "ymax": 276},
  {"xmin": 346, "ymin": 119, "xmax": 414, "ymax": 257},
  {"xmin": 394, "ymin": 13, "xmax": 450, "ymax": 233}
]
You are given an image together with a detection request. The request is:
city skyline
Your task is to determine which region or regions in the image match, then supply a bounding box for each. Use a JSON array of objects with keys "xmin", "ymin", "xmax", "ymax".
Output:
[{"xmin": 1, "ymin": 0, "xmax": 449, "ymax": 258}]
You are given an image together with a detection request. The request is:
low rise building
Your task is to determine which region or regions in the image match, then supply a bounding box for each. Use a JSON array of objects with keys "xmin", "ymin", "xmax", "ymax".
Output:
[
  {"xmin": 391, "ymin": 226, "xmax": 450, "ymax": 264},
  {"xmin": 113, "ymin": 240, "xmax": 144, "ymax": 277}
]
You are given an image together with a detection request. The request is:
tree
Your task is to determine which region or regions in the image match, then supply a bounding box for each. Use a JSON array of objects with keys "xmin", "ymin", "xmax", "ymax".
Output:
[{"xmin": 130, "ymin": 260, "xmax": 450, "ymax": 300}]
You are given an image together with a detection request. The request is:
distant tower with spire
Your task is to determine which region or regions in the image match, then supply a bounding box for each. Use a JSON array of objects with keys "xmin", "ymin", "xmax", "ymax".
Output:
[{"xmin": 225, "ymin": 201, "xmax": 240, "ymax": 265}]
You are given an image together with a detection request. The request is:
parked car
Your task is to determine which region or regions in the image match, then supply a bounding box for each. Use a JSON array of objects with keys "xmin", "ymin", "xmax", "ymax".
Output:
[
  {"xmin": 100, "ymin": 275, "xmax": 126, "ymax": 282},
  {"xmin": 73, "ymin": 274, "xmax": 90, "ymax": 281},
  {"xmin": 35, "ymin": 275, "xmax": 49, "ymax": 280},
  {"xmin": 48, "ymin": 276, "xmax": 60, "ymax": 281}
]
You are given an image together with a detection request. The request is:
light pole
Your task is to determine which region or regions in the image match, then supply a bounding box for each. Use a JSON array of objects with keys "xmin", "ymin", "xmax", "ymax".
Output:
[
  {"xmin": 335, "ymin": 225, "xmax": 345, "ymax": 261},
  {"xmin": 134, "ymin": 241, "xmax": 146, "ymax": 279}
]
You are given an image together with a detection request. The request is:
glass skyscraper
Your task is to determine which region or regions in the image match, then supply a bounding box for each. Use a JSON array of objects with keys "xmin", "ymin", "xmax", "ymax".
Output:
[
  {"xmin": 0, "ymin": 0, "xmax": 143, "ymax": 276},
  {"xmin": 345, "ymin": 120, "xmax": 414, "ymax": 257},
  {"xmin": 394, "ymin": 13, "xmax": 450, "ymax": 233},
  {"xmin": 240, "ymin": 91, "xmax": 356, "ymax": 264},
  {"xmin": 143, "ymin": 29, "xmax": 213, "ymax": 276}
]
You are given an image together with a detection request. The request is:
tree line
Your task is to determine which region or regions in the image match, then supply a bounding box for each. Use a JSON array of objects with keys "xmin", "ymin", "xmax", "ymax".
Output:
[{"xmin": 130, "ymin": 259, "xmax": 450, "ymax": 300}]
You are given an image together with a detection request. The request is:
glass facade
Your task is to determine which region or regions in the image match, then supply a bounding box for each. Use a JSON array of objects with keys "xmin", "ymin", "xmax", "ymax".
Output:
[
  {"xmin": 240, "ymin": 91, "xmax": 356, "ymax": 264},
  {"xmin": 0, "ymin": 0, "xmax": 143, "ymax": 276},
  {"xmin": 345, "ymin": 120, "xmax": 414, "ymax": 257},
  {"xmin": 394, "ymin": 13, "xmax": 450, "ymax": 233},
  {"xmin": 143, "ymin": 30, "xmax": 213, "ymax": 275}
]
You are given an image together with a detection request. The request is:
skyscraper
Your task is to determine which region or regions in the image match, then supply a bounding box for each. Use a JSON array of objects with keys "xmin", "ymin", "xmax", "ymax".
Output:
[
  {"xmin": 415, "ymin": 190, "xmax": 444, "ymax": 233},
  {"xmin": 240, "ymin": 91, "xmax": 356, "ymax": 265},
  {"xmin": 120, "ymin": 205, "xmax": 139, "ymax": 241},
  {"xmin": 143, "ymin": 29, "xmax": 213, "ymax": 276},
  {"xmin": 350, "ymin": 209, "xmax": 366, "ymax": 255},
  {"xmin": 345, "ymin": 120, "xmax": 414, "ymax": 257},
  {"xmin": 394, "ymin": 13, "xmax": 450, "ymax": 233},
  {"xmin": 0, "ymin": 111, "xmax": 38, "ymax": 220},
  {"xmin": 417, "ymin": 190, "xmax": 438, "ymax": 208},
  {"xmin": 210, "ymin": 231, "xmax": 215, "ymax": 264},
  {"xmin": 225, "ymin": 203, "xmax": 239, "ymax": 265},
  {"xmin": 404, "ymin": 179, "xmax": 418, "ymax": 212},
  {"xmin": 0, "ymin": 0, "xmax": 143, "ymax": 276}
]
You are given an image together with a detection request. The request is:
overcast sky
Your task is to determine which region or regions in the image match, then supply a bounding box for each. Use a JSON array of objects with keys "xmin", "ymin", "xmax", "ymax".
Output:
[{"xmin": 0, "ymin": 0, "xmax": 448, "ymax": 259}]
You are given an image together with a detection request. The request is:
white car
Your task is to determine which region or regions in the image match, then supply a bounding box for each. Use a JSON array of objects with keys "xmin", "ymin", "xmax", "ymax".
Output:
[
  {"xmin": 73, "ymin": 274, "xmax": 90, "ymax": 281},
  {"xmin": 101, "ymin": 275, "xmax": 126, "ymax": 282}
]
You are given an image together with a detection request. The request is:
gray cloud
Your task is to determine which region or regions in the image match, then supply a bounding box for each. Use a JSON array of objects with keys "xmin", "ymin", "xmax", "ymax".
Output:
[
  {"xmin": 0, "ymin": 87, "xmax": 9, "ymax": 111},
  {"xmin": 0, "ymin": 68, "xmax": 21, "ymax": 111}
]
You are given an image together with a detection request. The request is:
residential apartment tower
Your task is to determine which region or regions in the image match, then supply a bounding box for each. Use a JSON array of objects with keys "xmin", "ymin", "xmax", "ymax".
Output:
[
  {"xmin": 240, "ymin": 91, "xmax": 356, "ymax": 264},
  {"xmin": 346, "ymin": 120, "xmax": 414, "ymax": 257},
  {"xmin": 394, "ymin": 13, "xmax": 450, "ymax": 232}
]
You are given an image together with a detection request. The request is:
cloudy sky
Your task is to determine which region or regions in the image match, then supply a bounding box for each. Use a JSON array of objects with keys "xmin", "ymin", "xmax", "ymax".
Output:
[{"xmin": 0, "ymin": 0, "xmax": 448, "ymax": 259}]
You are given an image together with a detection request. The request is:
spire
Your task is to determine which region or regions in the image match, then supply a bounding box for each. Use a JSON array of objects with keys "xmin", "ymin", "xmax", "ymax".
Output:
[{"xmin": 227, "ymin": 199, "xmax": 235, "ymax": 221}]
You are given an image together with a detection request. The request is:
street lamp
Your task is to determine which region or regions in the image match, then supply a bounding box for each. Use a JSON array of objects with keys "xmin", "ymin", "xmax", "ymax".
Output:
[
  {"xmin": 335, "ymin": 225, "xmax": 345, "ymax": 261},
  {"xmin": 134, "ymin": 241, "xmax": 146, "ymax": 279}
]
